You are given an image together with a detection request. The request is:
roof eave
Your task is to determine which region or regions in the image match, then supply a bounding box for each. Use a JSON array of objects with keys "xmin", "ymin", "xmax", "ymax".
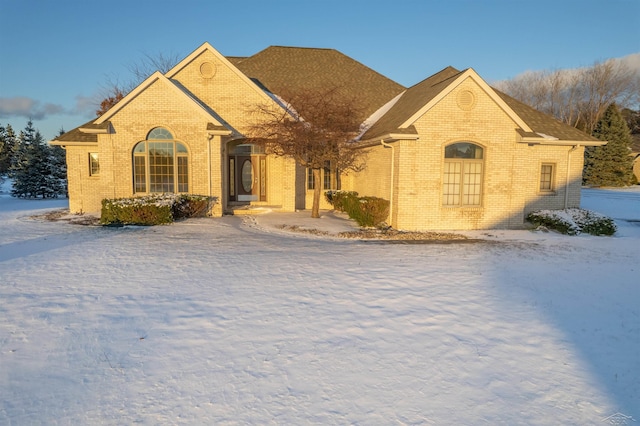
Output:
[
  {"xmin": 519, "ymin": 137, "xmax": 607, "ymax": 147},
  {"xmin": 208, "ymin": 129, "xmax": 233, "ymax": 136},
  {"xmin": 358, "ymin": 132, "xmax": 420, "ymax": 147},
  {"xmin": 49, "ymin": 140, "xmax": 98, "ymax": 147},
  {"xmin": 78, "ymin": 126, "xmax": 111, "ymax": 134}
]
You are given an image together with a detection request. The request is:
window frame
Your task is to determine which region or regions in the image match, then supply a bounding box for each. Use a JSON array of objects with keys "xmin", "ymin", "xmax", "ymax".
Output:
[
  {"xmin": 88, "ymin": 152, "xmax": 100, "ymax": 177},
  {"xmin": 307, "ymin": 167, "xmax": 315, "ymax": 190},
  {"xmin": 306, "ymin": 161, "xmax": 339, "ymax": 191},
  {"xmin": 132, "ymin": 128, "xmax": 189, "ymax": 194},
  {"xmin": 539, "ymin": 162, "xmax": 556, "ymax": 193},
  {"xmin": 442, "ymin": 142, "xmax": 484, "ymax": 207}
]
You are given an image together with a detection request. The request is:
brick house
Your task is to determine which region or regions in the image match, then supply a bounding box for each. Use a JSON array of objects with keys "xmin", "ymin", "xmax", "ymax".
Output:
[{"xmin": 51, "ymin": 42, "xmax": 605, "ymax": 230}]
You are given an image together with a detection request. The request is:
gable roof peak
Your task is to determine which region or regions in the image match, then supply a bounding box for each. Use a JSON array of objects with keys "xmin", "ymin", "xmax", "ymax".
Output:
[{"xmin": 94, "ymin": 71, "xmax": 227, "ymax": 127}]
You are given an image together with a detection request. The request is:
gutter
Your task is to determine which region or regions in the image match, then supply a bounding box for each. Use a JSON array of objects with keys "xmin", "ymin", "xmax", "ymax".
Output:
[{"xmin": 565, "ymin": 145, "xmax": 578, "ymax": 209}]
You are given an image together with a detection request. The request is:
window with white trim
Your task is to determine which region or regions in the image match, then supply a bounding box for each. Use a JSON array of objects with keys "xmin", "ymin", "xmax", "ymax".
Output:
[
  {"xmin": 539, "ymin": 163, "xmax": 555, "ymax": 192},
  {"xmin": 443, "ymin": 142, "xmax": 483, "ymax": 206}
]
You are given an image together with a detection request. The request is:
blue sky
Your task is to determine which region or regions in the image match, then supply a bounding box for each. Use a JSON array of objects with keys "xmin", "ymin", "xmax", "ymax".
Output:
[{"xmin": 1, "ymin": 0, "xmax": 638, "ymax": 140}]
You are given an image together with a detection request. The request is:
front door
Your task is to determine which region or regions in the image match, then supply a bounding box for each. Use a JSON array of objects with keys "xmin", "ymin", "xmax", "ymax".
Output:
[{"xmin": 229, "ymin": 154, "xmax": 266, "ymax": 202}]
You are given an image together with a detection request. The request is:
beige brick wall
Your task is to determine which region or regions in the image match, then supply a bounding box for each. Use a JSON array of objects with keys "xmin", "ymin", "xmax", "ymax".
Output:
[
  {"xmin": 352, "ymin": 77, "xmax": 587, "ymax": 231},
  {"xmin": 90, "ymin": 80, "xmax": 223, "ymax": 213},
  {"xmin": 350, "ymin": 144, "xmax": 394, "ymax": 219},
  {"xmin": 63, "ymin": 55, "xmax": 589, "ymax": 229},
  {"xmin": 65, "ymin": 145, "xmax": 103, "ymax": 213},
  {"xmin": 65, "ymin": 51, "xmax": 300, "ymax": 215},
  {"xmin": 170, "ymin": 50, "xmax": 271, "ymax": 136}
]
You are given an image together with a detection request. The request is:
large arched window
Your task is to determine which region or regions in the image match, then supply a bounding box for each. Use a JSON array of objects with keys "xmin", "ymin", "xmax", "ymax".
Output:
[
  {"xmin": 133, "ymin": 128, "xmax": 188, "ymax": 194},
  {"xmin": 443, "ymin": 142, "xmax": 483, "ymax": 206}
]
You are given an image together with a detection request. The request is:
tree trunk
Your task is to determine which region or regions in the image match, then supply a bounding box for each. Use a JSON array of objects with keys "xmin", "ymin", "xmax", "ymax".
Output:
[{"xmin": 311, "ymin": 168, "xmax": 322, "ymax": 218}]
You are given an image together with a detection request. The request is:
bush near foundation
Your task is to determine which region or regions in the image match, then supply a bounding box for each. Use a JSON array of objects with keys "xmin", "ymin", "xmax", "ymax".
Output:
[
  {"xmin": 326, "ymin": 191, "xmax": 390, "ymax": 227},
  {"xmin": 172, "ymin": 195, "xmax": 211, "ymax": 219},
  {"xmin": 349, "ymin": 196, "xmax": 390, "ymax": 227},
  {"xmin": 526, "ymin": 208, "xmax": 616, "ymax": 236},
  {"xmin": 325, "ymin": 190, "xmax": 359, "ymax": 213},
  {"xmin": 101, "ymin": 194, "xmax": 213, "ymax": 226}
]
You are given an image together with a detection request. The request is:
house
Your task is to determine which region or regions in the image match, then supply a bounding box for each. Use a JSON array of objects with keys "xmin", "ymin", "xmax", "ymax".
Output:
[
  {"xmin": 51, "ymin": 42, "xmax": 606, "ymax": 230},
  {"xmin": 632, "ymin": 136, "xmax": 640, "ymax": 183}
]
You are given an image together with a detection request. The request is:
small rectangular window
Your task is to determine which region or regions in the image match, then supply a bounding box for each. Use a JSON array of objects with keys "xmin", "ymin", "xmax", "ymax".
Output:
[
  {"xmin": 308, "ymin": 164, "xmax": 337, "ymax": 191},
  {"xmin": 134, "ymin": 155, "xmax": 146, "ymax": 193},
  {"xmin": 323, "ymin": 161, "xmax": 332, "ymax": 190},
  {"xmin": 307, "ymin": 168, "xmax": 315, "ymax": 190},
  {"xmin": 89, "ymin": 153, "xmax": 100, "ymax": 176},
  {"xmin": 540, "ymin": 163, "xmax": 555, "ymax": 192}
]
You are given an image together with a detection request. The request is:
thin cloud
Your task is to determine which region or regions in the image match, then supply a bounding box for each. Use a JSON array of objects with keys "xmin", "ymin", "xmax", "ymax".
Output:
[
  {"xmin": 73, "ymin": 94, "xmax": 100, "ymax": 117},
  {"xmin": 0, "ymin": 96, "xmax": 66, "ymax": 120},
  {"xmin": 619, "ymin": 52, "xmax": 640, "ymax": 76},
  {"xmin": 499, "ymin": 53, "xmax": 640, "ymax": 83}
]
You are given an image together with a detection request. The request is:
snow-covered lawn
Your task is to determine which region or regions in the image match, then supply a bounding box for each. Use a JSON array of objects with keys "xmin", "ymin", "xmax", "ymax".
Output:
[{"xmin": 1, "ymin": 184, "xmax": 639, "ymax": 425}]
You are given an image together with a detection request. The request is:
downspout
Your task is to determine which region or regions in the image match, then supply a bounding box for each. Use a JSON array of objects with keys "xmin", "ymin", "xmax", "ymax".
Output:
[
  {"xmin": 564, "ymin": 145, "xmax": 578, "ymax": 209},
  {"xmin": 381, "ymin": 140, "xmax": 394, "ymax": 227},
  {"xmin": 207, "ymin": 134, "xmax": 214, "ymax": 198},
  {"xmin": 111, "ymin": 132, "xmax": 116, "ymax": 200}
]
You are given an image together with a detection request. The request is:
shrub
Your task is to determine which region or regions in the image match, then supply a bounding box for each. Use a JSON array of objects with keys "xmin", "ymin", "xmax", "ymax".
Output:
[
  {"xmin": 100, "ymin": 194, "xmax": 213, "ymax": 226},
  {"xmin": 347, "ymin": 196, "xmax": 390, "ymax": 228},
  {"xmin": 101, "ymin": 196, "xmax": 173, "ymax": 226},
  {"xmin": 526, "ymin": 208, "xmax": 616, "ymax": 236},
  {"xmin": 172, "ymin": 194, "xmax": 211, "ymax": 219},
  {"xmin": 326, "ymin": 191, "xmax": 389, "ymax": 227},
  {"xmin": 572, "ymin": 210, "xmax": 617, "ymax": 236},
  {"xmin": 325, "ymin": 190, "xmax": 359, "ymax": 212}
]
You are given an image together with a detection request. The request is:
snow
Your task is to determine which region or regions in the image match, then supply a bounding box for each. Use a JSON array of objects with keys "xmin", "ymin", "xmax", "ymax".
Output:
[{"xmin": 1, "ymin": 181, "xmax": 639, "ymax": 425}]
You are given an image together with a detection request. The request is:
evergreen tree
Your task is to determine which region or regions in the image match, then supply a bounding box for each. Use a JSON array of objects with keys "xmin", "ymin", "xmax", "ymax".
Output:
[
  {"xmin": 583, "ymin": 104, "xmax": 636, "ymax": 186},
  {"xmin": 10, "ymin": 120, "xmax": 64, "ymax": 198},
  {"xmin": 0, "ymin": 124, "xmax": 18, "ymax": 178},
  {"xmin": 51, "ymin": 128, "xmax": 68, "ymax": 197}
]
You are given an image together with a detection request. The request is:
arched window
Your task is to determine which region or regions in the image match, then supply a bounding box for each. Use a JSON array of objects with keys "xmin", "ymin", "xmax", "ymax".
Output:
[
  {"xmin": 443, "ymin": 142, "xmax": 483, "ymax": 206},
  {"xmin": 133, "ymin": 128, "xmax": 188, "ymax": 193}
]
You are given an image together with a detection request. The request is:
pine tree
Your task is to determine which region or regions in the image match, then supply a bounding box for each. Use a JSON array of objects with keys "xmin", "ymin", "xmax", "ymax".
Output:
[
  {"xmin": 10, "ymin": 120, "xmax": 64, "ymax": 198},
  {"xmin": 583, "ymin": 104, "xmax": 636, "ymax": 186},
  {"xmin": 51, "ymin": 128, "xmax": 68, "ymax": 197},
  {"xmin": 0, "ymin": 124, "xmax": 18, "ymax": 178}
]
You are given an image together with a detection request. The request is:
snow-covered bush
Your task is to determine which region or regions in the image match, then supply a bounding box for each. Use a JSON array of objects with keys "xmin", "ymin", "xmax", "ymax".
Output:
[
  {"xmin": 100, "ymin": 194, "xmax": 213, "ymax": 226},
  {"xmin": 526, "ymin": 208, "xmax": 616, "ymax": 236}
]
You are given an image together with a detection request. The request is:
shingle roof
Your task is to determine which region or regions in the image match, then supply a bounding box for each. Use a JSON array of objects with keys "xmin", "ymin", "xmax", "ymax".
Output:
[
  {"xmin": 226, "ymin": 56, "xmax": 247, "ymax": 66},
  {"xmin": 234, "ymin": 46, "xmax": 405, "ymax": 121},
  {"xmin": 51, "ymin": 120, "xmax": 110, "ymax": 143},
  {"xmin": 55, "ymin": 44, "xmax": 599, "ymax": 146},
  {"xmin": 495, "ymin": 90, "xmax": 601, "ymax": 142},
  {"xmin": 362, "ymin": 66, "xmax": 600, "ymax": 143},
  {"xmin": 362, "ymin": 66, "xmax": 463, "ymax": 140}
]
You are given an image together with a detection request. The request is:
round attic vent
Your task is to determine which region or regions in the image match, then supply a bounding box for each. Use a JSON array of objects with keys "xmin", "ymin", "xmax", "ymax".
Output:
[
  {"xmin": 457, "ymin": 90, "xmax": 476, "ymax": 111},
  {"xmin": 199, "ymin": 61, "xmax": 216, "ymax": 78}
]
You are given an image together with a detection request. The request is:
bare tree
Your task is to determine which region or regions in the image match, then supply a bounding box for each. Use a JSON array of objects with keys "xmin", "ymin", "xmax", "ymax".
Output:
[
  {"xmin": 248, "ymin": 87, "xmax": 366, "ymax": 218},
  {"xmin": 127, "ymin": 51, "xmax": 182, "ymax": 83},
  {"xmin": 496, "ymin": 58, "xmax": 640, "ymax": 133},
  {"xmin": 579, "ymin": 59, "xmax": 640, "ymax": 133}
]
